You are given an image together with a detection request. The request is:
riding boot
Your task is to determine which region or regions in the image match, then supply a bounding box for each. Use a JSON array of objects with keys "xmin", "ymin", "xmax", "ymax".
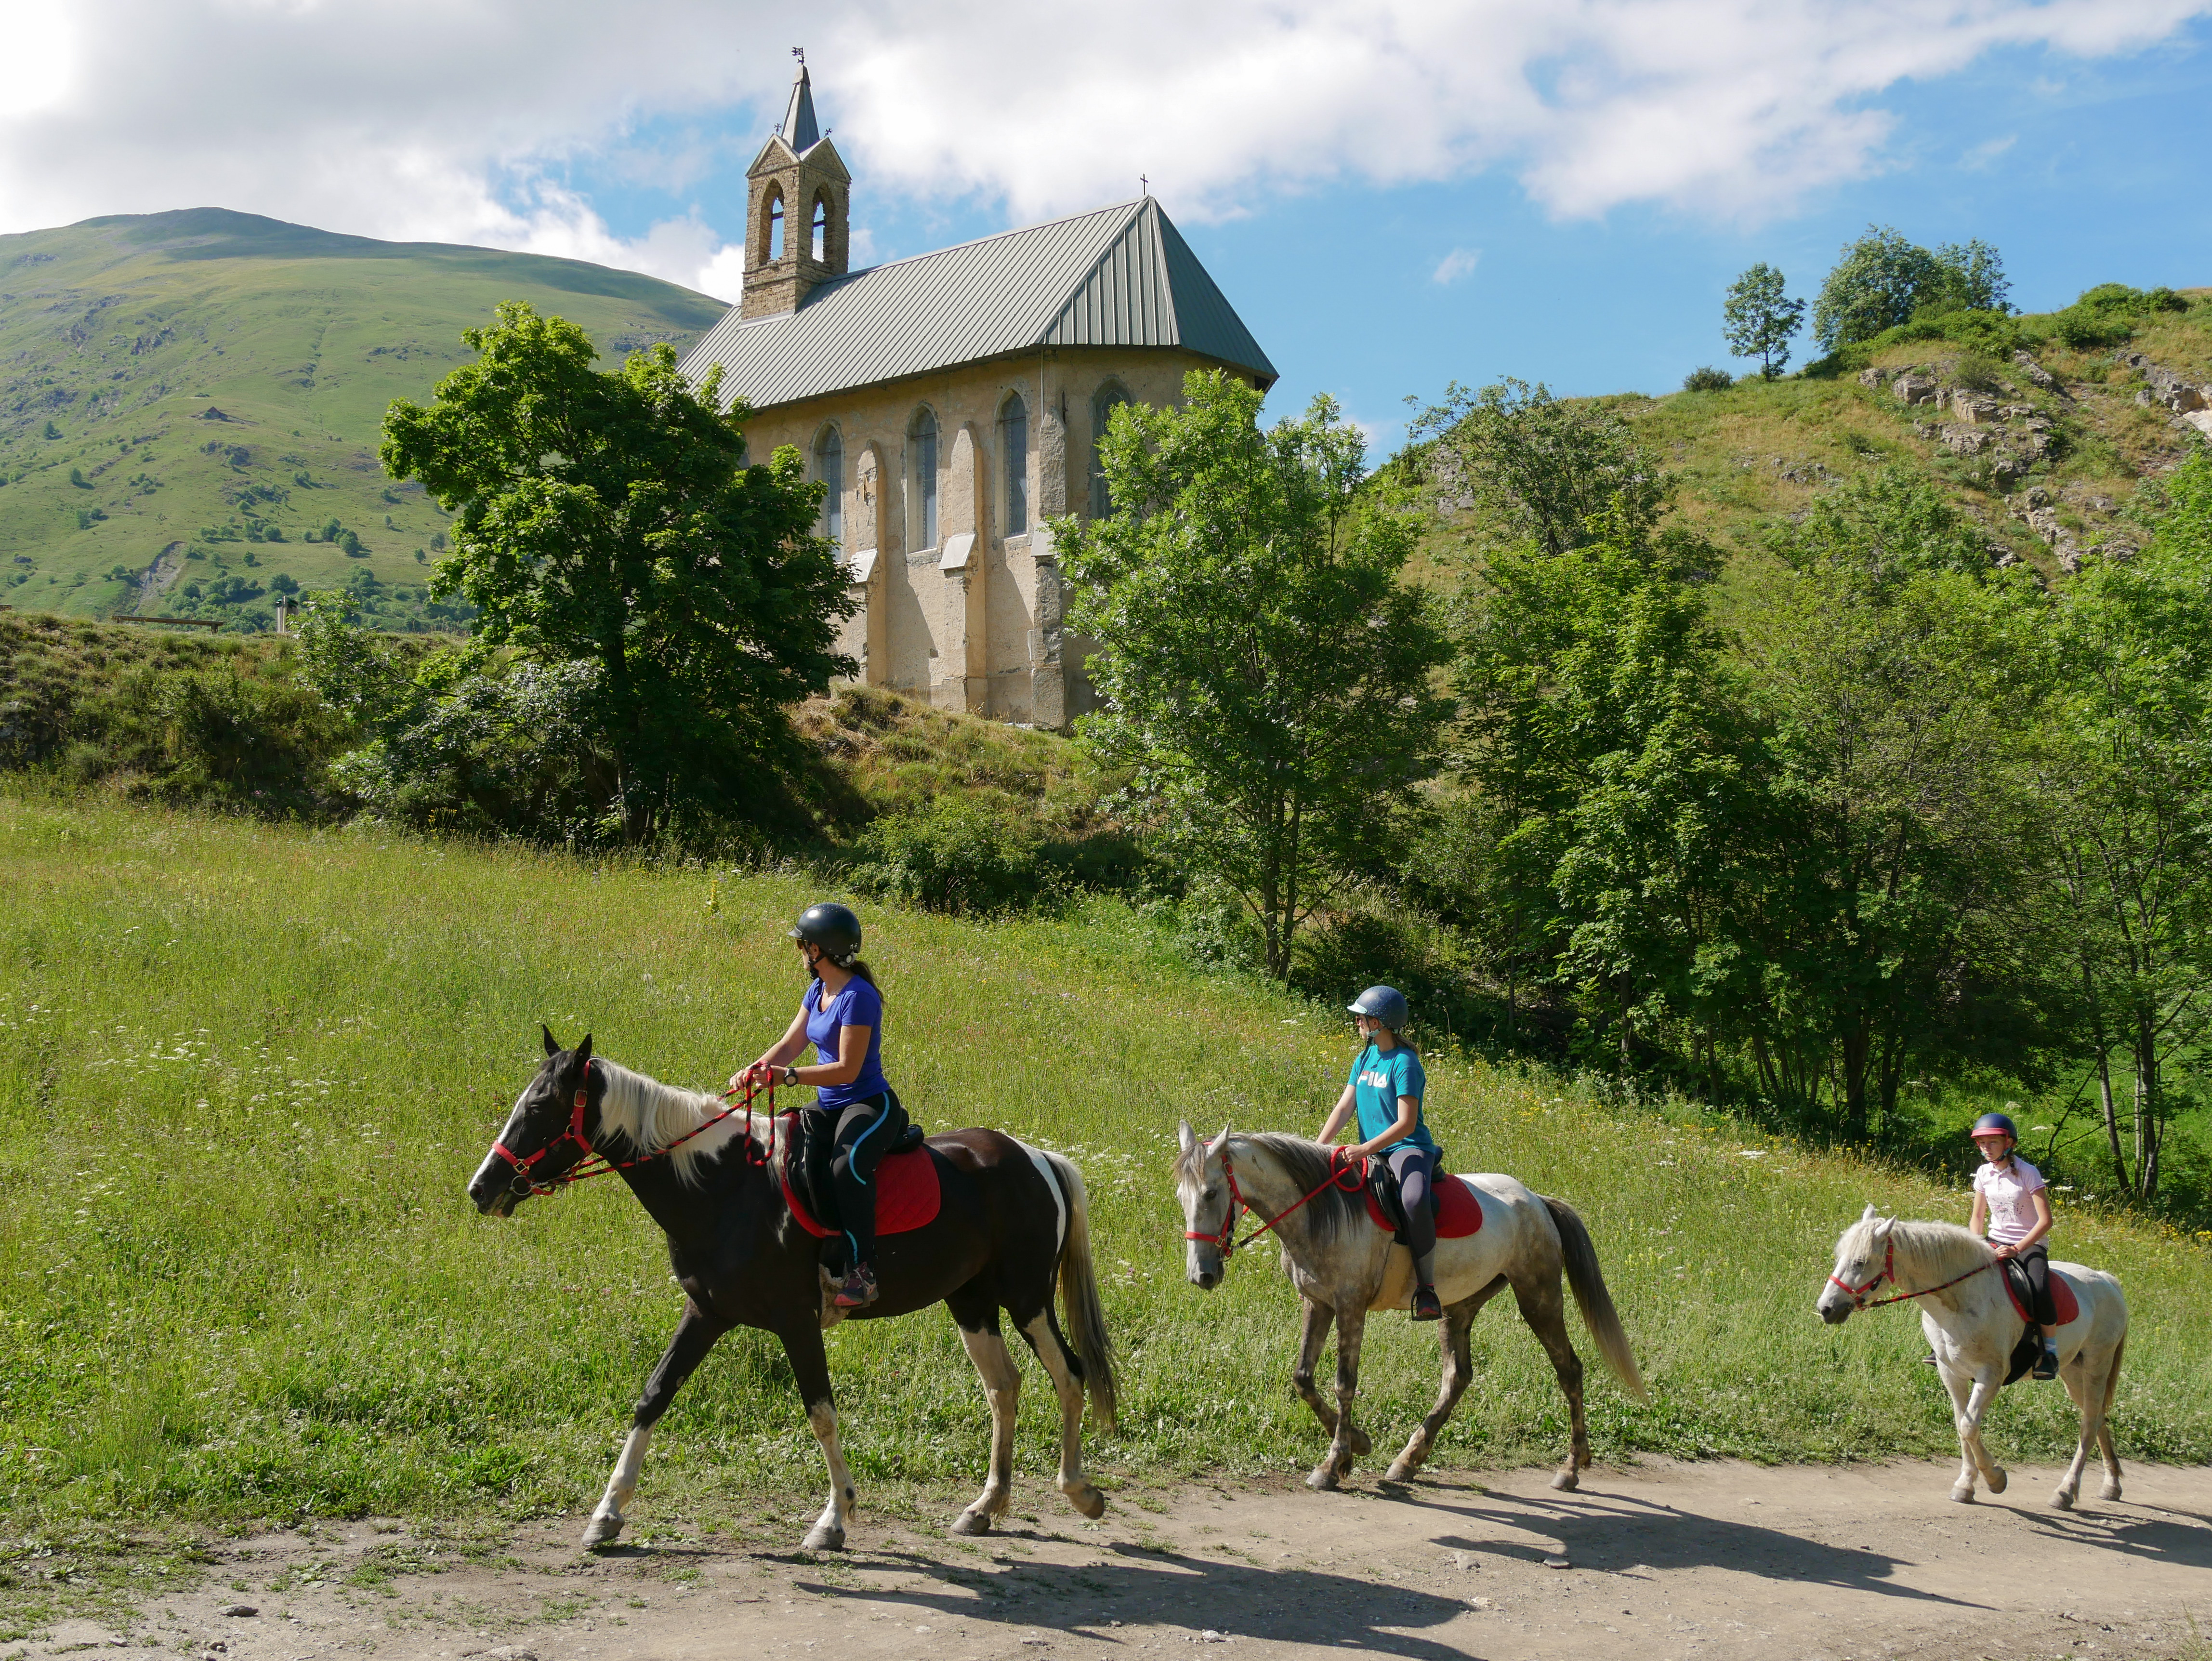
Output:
[
  {"xmin": 2031, "ymin": 1324, "xmax": 2058, "ymax": 1380},
  {"xmin": 1411, "ymin": 1250, "xmax": 1441, "ymax": 1322}
]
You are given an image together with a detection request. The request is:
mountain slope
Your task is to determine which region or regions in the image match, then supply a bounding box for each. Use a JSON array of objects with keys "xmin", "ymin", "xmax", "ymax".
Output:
[{"xmin": 0, "ymin": 209, "xmax": 729, "ymax": 629}]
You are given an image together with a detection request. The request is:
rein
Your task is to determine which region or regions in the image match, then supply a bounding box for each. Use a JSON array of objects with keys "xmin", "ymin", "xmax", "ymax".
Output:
[
  {"xmin": 1828, "ymin": 1239, "xmax": 1996, "ymax": 1310},
  {"xmin": 1186, "ymin": 1143, "xmax": 1366, "ymax": 1260},
  {"xmin": 491, "ymin": 1064, "xmax": 780, "ymax": 1198}
]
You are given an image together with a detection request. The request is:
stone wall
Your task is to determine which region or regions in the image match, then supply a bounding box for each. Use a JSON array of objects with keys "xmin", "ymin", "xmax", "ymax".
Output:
[{"xmin": 736, "ymin": 346, "xmax": 1234, "ymax": 727}]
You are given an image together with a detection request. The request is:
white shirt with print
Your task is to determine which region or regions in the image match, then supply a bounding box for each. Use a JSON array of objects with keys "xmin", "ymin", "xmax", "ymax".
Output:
[{"xmin": 1974, "ymin": 1156, "xmax": 2047, "ymax": 1247}]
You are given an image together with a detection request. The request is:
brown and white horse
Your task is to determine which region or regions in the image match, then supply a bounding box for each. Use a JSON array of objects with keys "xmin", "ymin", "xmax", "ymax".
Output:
[
  {"xmin": 1173, "ymin": 1125, "xmax": 1645, "ymax": 1493},
  {"xmin": 468, "ymin": 1030, "xmax": 1116, "ymax": 1551}
]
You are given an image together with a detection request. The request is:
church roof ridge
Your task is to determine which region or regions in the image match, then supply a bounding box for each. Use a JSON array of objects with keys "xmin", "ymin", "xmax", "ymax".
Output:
[{"xmin": 681, "ymin": 196, "xmax": 1275, "ymax": 413}]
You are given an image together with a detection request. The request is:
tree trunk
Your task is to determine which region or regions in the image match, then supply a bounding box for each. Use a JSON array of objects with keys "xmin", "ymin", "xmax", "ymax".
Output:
[{"xmin": 2082, "ymin": 961, "xmax": 2133, "ymax": 1194}]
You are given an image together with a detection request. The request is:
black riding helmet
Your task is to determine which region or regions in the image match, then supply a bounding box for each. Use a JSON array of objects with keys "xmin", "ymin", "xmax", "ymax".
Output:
[
  {"xmin": 790, "ymin": 901, "xmax": 864, "ymax": 967},
  {"xmin": 1348, "ymin": 984, "xmax": 1409, "ymax": 1032}
]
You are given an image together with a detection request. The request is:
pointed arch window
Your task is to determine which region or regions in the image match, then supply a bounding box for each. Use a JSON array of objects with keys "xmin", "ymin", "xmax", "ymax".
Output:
[
  {"xmin": 811, "ymin": 193, "xmax": 830, "ymax": 263},
  {"xmin": 908, "ymin": 407, "xmax": 939, "ymax": 550},
  {"xmin": 814, "ymin": 425, "xmax": 843, "ymax": 547},
  {"xmin": 766, "ymin": 188, "xmax": 785, "ymax": 262},
  {"xmin": 1089, "ymin": 382, "xmax": 1132, "ymax": 519},
  {"xmin": 999, "ymin": 393, "xmax": 1028, "ymax": 536}
]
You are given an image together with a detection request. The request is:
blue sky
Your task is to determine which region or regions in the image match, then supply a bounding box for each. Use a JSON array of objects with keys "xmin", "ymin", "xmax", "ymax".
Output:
[{"xmin": 4, "ymin": 1, "xmax": 2208, "ymax": 454}]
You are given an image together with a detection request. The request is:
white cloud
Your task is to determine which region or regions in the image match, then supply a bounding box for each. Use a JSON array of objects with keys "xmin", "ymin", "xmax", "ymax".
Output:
[
  {"xmin": 1432, "ymin": 248, "xmax": 1483, "ymax": 285},
  {"xmin": 1962, "ymin": 134, "xmax": 2020, "ymax": 170},
  {"xmin": 0, "ymin": 0, "xmax": 2205, "ymax": 293}
]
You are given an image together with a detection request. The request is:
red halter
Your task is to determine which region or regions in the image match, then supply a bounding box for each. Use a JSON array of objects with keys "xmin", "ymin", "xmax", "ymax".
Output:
[
  {"xmin": 489, "ymin": 1062, "xmax": 776, "ymax": 1198},
  {"xmin": 1185, "ymin": 1143, "xmax": 1365, "ymax": 1260},
  {"xmin": 1828, "ymin": 1238, "xmax": 1995, "ymax": 1310}
]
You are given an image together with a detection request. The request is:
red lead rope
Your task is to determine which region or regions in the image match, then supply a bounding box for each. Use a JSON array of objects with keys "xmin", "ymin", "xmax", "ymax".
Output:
[
  {"xmin": 1828, "ymin": 1239, "xmax": 1996, "ymax": 1309},
  {"xmin": 491, "ymin": 1064, "xmax": 778, "ymax": 1198},
  {"xmin": 1186, "ymin": 1144, "xmax": 1367, "ymax": 1260}
]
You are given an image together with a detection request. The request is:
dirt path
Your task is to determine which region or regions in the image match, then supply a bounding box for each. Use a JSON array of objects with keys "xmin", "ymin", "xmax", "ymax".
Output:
[{"xmin": 17, "ymin": 1460, "xmax": 2212, "ymax": 1661}]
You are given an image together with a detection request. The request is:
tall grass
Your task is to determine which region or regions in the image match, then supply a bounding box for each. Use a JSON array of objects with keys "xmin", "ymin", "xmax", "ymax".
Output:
[{"xmin": 2, "ymin": 787, "xmax": 2209, "ymax": 1524}]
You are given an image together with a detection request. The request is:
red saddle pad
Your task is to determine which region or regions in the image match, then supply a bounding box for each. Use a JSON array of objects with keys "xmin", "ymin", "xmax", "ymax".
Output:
[
  {"xmin": 1365, "ymin": 1173, "xmax": 1485, "ymax": 1239},
  {"xmin": 2002, "ymin": 1264, "xmax": 2081, "ymax": 1326},
  {"xmin": 782, "ymin": 1146, "xmax": 944, "ymax": 1239}
]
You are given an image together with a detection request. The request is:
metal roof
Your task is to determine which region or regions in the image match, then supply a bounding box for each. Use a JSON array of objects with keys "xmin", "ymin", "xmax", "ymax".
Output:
[
  {"xmin": 678, "ymin": 198, "xmax": 1277, "ymax": 414},
  {"xmin": 780, "ymin": 63, "xmax": 820, "ymax": 152}
]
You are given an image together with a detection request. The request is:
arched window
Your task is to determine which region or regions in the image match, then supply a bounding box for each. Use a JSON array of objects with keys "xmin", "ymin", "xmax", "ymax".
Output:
[
  {"xmin": 814, "ymin": 425, "xmax": 843, "ymax": 547},
  {"xmin": 1089, "ymin": 382, "xmax": 1131, "ymax": 519},
  {"xmin": 908, "ymin": 407, "xmax": 939, "ymax": 550},
  {"xmin": 811, "ymin": 192, "xmax": 830, "ymax": 263},
  {"xmin": 766, "ymin": 187, "xmax": 785, "ymax": 262},
  {"xmin": 999, "ymin": 392, "xmax": 1028, "ymax": 536}
]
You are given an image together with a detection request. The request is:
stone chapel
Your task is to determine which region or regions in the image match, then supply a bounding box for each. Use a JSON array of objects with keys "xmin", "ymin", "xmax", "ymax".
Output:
[{"xmin": 678, "ymin": 61, "xmax": 1278, "ymax": 730}]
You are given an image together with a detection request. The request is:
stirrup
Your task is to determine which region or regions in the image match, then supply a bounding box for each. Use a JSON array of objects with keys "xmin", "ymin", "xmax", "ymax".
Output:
[
  {"xmin": 2032, "ymin": 1343, "xmax": 2059, "ymax": 1381},
  {"xmin": 835, "ymin": 1263, "xmax": 880, "ymax": 1309},
  {"xmin": 1410, "ymin": 1283, "xmax": 1443, "ymax": 1322}
]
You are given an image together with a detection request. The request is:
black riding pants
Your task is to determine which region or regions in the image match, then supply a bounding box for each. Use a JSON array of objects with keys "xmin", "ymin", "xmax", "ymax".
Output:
[
  {"xmin": 2013, "ymin": 1241, "xmax": 2057, "ymax": 1327},
  {"xmin": 799, "ymin": 1093, "xmax": 897, "ymax": 1266},
  {"xmin": 1386, "ymin": 1145, "xmax": 1438, "ymax": 1266}
]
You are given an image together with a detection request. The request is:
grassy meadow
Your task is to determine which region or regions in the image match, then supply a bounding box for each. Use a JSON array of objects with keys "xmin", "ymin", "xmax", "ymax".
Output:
[{"xmin": 3, "ymin": 786, "xmax": 2210, "ymax": 1528}]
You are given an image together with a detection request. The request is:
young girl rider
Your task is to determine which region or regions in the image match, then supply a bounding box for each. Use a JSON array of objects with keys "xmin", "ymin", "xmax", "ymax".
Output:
[
  {"xmin": 1317, "ymin": 985, "xmax": 1444, "ymax": 1322},
  {"xmin": 734, "ymin": 903, "xmax": 896, "ymax": 1311},
  {"xmin": 1968, "ymin": 1110, "xmax": 2059, "ymax": 1381}
]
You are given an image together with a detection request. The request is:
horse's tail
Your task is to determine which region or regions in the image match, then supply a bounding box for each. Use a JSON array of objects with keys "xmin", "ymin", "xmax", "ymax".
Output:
[
  {"xmin": 1542, "ymin": 1195, "xmax": 1647, "ymax": 1403},
  {"xmin": 1043, "ymin": 1151, "xmax": 1119, "ymax": 1436}
]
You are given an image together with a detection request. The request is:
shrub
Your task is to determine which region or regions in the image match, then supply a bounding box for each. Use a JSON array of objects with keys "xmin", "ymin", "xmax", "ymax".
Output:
[
  {"xmin": 1682, "ymin": 366, "xmax": 1733, "ymax": 392},
  {"xmin": 1952, "ymin": 352, "xmax": 2007, "ymax": 393},
  {"xmin": 69, "ymin": 467, "xmax": 92, "ymax": 488},
  {"xmin": 847, "ymin": 797, "xmax": 1056, "ymax": 915}
]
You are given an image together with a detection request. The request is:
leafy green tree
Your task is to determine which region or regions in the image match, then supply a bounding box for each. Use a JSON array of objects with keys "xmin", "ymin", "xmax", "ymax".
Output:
[
  {"xmin": 1813, "ymin": 226, "xmax": 1943, "ymax": 350},
  {"xmin": 377, "ymin": 301, "xmax": 852, "ymax": 841},
  {"xmin": 1743, "ymin": 472, "xmax": 2049, "ymax": 1136},
  {"xmin": 1452, "ymin": 485, "xmax": 1760, "ymax": 1069},
  {"xmin": 1059, "ymin": 370, "xmax": 1451, "ymax": 981},
  {"xmin": 1929, "ymin": 239, "xmax": 2010, "ymax": 316},
  {"xmin": 1408, "ymin": 378, "xmax": 1666, "ymax": 557},
  {"xmin": 1722, "ymin": 263, "xmax": 1805, "ymax": 379},
  {"xmin": 2037, "ymin": 451, "xmax": 2212, "ymax": 1200}
]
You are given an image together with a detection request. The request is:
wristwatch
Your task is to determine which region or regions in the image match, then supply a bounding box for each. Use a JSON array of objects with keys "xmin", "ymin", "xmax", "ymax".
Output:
[{"xmin": 781, "ymin": 1064, "xmax": 799, "ymax": 1087}]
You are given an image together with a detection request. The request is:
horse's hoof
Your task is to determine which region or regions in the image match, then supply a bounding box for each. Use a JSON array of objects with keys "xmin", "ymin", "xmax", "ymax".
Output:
[
  {"xmin": 1986, "ymin": 1467, "xmax": 2007, "ymax": 1495},
  {"xmin": 2051, "ymin": 1488, "xmax": 2076, "ymax": 1510},
  {"xmin": 2099, "ymin": 1480, "xmax": 2123, "ymax": 1502},
  {"xmin": 1949, "ymin": 1485, "xmax": 1976, "ymax": 1504},
  {"xmin": 580, "ymin": 1512, "xmax": 624, "ymax": 1551},
  {"xmin": 1384, "ymin": 1460, "xmax": 1418, "ymax": 1484},
  {"xmin": 1305, "ymin": 1466, "xmax": 1340, "ymax": 1492},
  {"xmin": 1065, "ymin": 1483, "xmax": 1107, "ymax": 1521},
  {"xmin": 950, "ymin": 1510, "xmax": 992, "ymax": 1537},
  {"xmin": 802, "ymin": 1524, "xmax": 846, "ymax": 1552},
  {"xmin": 1550, "ymin": 1468, "xmax": 1579, "ymax": 1493},
  {"xmin": 1349, "ymin": 1428, "xmax": 1373, "ymax": 1457}
]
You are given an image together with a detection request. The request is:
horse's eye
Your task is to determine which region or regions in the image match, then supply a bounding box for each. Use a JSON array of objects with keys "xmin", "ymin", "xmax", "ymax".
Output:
[{"xmin": 1202, "ymin": 1187, "xmax": 1217, "ymax": 1202}]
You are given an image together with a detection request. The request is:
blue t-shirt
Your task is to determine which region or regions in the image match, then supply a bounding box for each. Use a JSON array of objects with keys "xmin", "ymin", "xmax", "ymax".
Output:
[
  {"xmin": 804, "ymin": 976, "xmax": 888, "ymax": 1109},
  {"xmin": 1348, "ymin": 1042, "xmax": 1433, "ymax": 1153}
]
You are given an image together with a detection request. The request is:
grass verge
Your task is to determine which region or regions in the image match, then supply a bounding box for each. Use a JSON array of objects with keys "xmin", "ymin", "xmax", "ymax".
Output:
[{"xmin": 2, "ymin": 787, "xmax": 2209, "ymax": 1529}]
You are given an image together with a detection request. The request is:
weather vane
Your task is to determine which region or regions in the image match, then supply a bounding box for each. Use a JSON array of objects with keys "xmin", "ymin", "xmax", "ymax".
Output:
[{"xmin": 793, "ymin": 46, "xmax": 805, "ymax": 64}]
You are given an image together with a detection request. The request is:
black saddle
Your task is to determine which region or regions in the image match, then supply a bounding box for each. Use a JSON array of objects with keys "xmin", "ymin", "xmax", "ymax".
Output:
[
  {"xmin": 2000, "ymin": 1260, "xmax": 2045, "ymax": 1385},
  {"xmin": 1362, "ymin": 1148, "xmax": 1445, "ymax": 1249}
]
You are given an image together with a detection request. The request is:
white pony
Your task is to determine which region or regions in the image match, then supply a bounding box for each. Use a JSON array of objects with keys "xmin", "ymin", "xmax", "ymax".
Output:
[{"xmin": 1816, "ymin": 1205, "xmax": 2129, "ymax": 1509}]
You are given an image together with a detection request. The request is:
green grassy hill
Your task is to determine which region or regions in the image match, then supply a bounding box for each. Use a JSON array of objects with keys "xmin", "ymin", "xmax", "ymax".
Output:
[
  {"xmin": 0, "ymin": 210, "xmax": 728, "ymax": 630},
  {"xmin": 0, "ymin": 786, "xmax": 2207, "ymax": 1531}
]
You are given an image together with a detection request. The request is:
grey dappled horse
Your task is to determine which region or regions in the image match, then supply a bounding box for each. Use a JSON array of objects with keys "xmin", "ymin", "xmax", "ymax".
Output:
[{"xmin": 1174, "ymin": 1124, "xmax": 1646, "ymax": 1493}]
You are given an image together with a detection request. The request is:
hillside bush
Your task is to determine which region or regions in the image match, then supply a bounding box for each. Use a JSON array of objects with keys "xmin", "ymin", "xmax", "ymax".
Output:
[
  {"xmin": 1813, "ymin": 227, "xmax": 2011, "ymax": 351},
  {"xmin": 1681, "ymin": 366, "xmax": 1733, "ymax": 392},
  {"xmin": 847, "ymin": 796, "xmax": 1057, "ymax": 915}
]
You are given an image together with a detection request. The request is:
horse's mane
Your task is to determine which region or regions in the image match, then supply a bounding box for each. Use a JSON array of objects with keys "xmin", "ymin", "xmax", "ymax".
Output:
[
  {"xmin": 1843, "ymin": 1213, "xmax": 1994, "ymax": 1288},
  {"xmin": 593, "ymin": 1060, "xmax": 765, "ymax": 1185},
  {"xmin": 1176, "ymin": 1131, "xmax": 1367, "ymax": 1248}
]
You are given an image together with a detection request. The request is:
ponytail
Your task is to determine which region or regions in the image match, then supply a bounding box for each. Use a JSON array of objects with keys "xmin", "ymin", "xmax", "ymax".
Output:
[{"xmin": 844, "ymin": 956, "xmax": 878, "ymax": 989}]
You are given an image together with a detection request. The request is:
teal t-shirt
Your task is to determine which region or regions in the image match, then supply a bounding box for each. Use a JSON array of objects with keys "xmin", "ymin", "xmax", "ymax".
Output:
[{"xmin": 1348, "ymin": 1042, "xmax": 1434, "ymax": 1153}]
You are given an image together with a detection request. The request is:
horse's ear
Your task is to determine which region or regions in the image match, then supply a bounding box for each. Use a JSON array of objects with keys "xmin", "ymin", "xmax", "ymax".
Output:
[
  {"xmin": 1205, "ymin": 1124, "xmax": 1232, "ymax": 1162},
  {"xmin": 1872, "ymin": 1215, "xmax": 1896, "ymax": 1241},
  {"xmin": 1860, "ymin": 1203, "xmax": 1879, "ymax": 1223},
  {"xmin": 1177, "ymin": 1122, "xmax": 1196, "ymax": 1155},
  {"xmin": 576, "ymin": 1033, "xmax": 594, "ymax": 1067},
  {"xmin": 542, "ymin": 1024, "xmax": 561, "ymax": 1058}
]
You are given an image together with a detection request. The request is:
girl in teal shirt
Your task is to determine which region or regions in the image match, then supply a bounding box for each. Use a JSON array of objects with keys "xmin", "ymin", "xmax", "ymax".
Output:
[{"xmin": 1317, "ymin": 984, "xmax": 1442, "ymax": 1321}]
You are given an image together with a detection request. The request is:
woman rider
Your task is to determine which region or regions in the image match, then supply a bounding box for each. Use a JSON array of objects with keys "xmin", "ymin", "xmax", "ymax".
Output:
[
  {"xmin": 735, "ymin": 903, "xmax": 897, "ymax": 1310},
  {"xmin": 1317, "ymin": 985, "xmax": 1443, "ymax": 1322},
  {"xmin": 1967, "ymin": 1110, "xmax": 2060, "ymax": 1380}
]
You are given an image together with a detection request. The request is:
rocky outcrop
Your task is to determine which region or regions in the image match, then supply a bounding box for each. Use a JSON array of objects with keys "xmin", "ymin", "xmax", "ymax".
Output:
[
  {"xmin": 2012, "ymin": 350, "xmax": 2058, "ymax": 392},
  {"xmin": 2117, "ymin": 352, "xmax": 2211, "ymax": 414}
]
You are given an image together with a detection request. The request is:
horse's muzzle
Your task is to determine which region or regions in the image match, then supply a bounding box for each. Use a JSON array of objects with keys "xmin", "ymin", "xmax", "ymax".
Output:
[
  {"xmin": 1817, "ymin": 1301, "xmax": 1851, "ymax": 1326},
  {"xmin": 468, "ymin": 1149, "xmax": 522, "ymax": 1217}
]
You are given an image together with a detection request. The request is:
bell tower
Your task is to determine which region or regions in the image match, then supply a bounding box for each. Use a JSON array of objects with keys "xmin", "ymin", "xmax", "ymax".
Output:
[{"xmin": 741, "ymin": 53, "xmax": 852, "ymax": 320}]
